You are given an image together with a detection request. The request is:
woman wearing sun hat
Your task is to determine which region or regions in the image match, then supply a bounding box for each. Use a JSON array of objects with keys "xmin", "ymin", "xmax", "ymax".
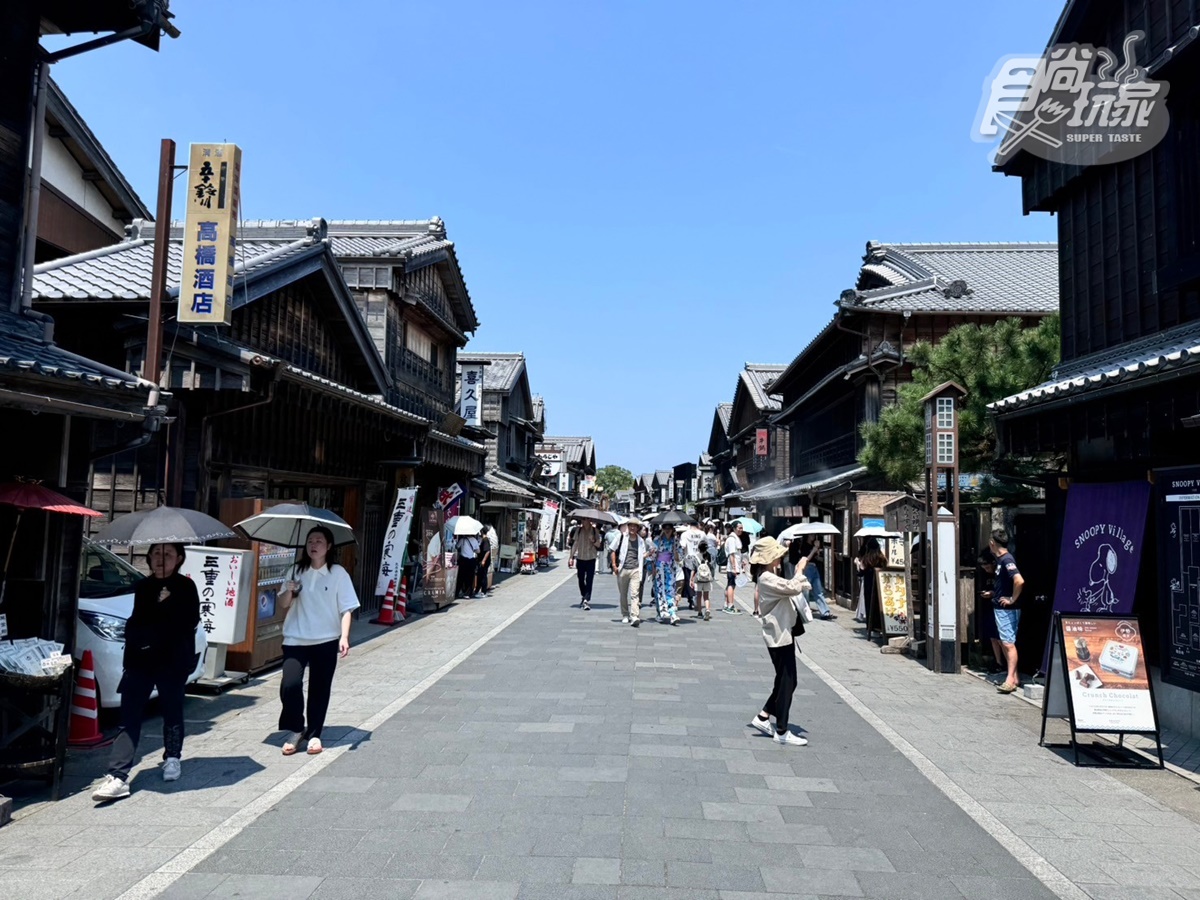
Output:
[{"xmin": 747, "ymin": 536, "xmax": 812, "ymax": 747}]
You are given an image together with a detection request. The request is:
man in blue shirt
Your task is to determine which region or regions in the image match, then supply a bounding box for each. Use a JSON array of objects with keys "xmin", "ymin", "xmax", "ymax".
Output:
[{"xmin": 988, "ymin": 528, "xmax": 1025, "ymax": 695}]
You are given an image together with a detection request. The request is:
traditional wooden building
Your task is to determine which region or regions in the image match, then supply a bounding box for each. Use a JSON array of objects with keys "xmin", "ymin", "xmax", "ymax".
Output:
[
  {"xmin": 0, "ymin": 0, "xmax": 173, "ymax": 800},
  {"xmin": 672, "ymin": 461, "xmax": 697, "ymax": 509},
  {"xmin": 225, "ymin": 220, "xmax": 487, "ymax": 512},
  {"xmin": 456, "ymin": 352, "xmax": 554, "ymax": 566},
  {"xmin": 536, "ymin": 436, "xmax": 597, "ymax": 503},
  {"xmin": 30, "ymin": 218, "xmax": 458, "ymax": 609},
  {"xmin": 721, "ymin": 364, "xmax": 789, "ymax": 517},
  {"xmin": 698, "ymin": 404, "xmax": 735, "ymax": 521},
  {"xmin": 769, "ymin": 241, "xmax": 1058, "ymax": 594},
  {"xmin": 34, "ymin": 79, "xmax": 151, "ymax": 262},
  {"xmin": 634, "ymin": 473, "xmax": 655, "ymax": 514},
  {"xmin": 991, "ymin": 0, "xmax": 1200, "ymax": 734}
]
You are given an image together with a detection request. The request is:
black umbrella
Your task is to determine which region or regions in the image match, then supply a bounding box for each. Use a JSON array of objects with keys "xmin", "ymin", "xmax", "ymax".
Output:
[
  {"xmin": 568, "ymin": 509, "xmax": 617, "ymax": 525},
  {"xmin": 649, "ymin": 509, "xmax": 696, "ymax": 527}
]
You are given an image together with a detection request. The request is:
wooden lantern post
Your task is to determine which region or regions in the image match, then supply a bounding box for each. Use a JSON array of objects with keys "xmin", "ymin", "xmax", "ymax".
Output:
[{"xmin": 922, "ymin": 381, "xmax": 966, "ymax": 674}]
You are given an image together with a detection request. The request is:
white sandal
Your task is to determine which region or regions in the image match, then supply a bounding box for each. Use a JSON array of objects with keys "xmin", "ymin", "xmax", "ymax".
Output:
[{"xmin": 306, "ymin": 737, "xmax": 323, "ymax": 755}]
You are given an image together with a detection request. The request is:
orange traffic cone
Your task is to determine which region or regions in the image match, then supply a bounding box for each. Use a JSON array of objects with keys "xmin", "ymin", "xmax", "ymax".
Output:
[
  {"xmin": 395, "ymin": 576, "xmax": 408, "ymax": 620},
  {"xmin": 69, "ymin": 650, "xmax": 107, "ymax": 747},
  {"xmin": 371, "ymin": 579, "xmax": 397, "ymax": 625}
]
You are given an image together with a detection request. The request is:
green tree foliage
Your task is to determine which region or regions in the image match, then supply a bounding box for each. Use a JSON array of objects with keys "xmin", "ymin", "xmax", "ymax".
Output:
[
  {"xmin": 594, "ymin": 465, "xmax": 634, "ymax": 496},
  {"xmin": 858, "ymin": 316, "xmax": 1060, "ymax": 486}
]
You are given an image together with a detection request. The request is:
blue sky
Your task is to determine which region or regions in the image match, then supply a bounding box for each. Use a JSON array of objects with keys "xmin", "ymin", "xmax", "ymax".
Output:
[{"xmin": 48, "ymin": 0, "xmax": 1063, "ymax": 477}]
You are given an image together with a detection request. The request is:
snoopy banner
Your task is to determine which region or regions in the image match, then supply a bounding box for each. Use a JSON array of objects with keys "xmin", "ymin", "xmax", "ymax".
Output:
[
  {"xmin": 1053, "ymin": 482, "xmax": 1151, "ymax": 618},
  {"xmin": 1042, "ymin": 482, "xmax": 1151, "ymax": 675}
]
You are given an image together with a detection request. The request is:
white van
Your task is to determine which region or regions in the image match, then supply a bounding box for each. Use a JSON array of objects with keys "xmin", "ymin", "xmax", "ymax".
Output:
[{"xmin": 75, "ymin": 540, "xmax": 207, "ymax": 708}]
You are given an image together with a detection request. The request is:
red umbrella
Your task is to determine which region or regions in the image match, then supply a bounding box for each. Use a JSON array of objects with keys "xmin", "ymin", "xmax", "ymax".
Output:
[{"xmin": 0, "ymin": 480, "xmax": 102, "ymax": 605}]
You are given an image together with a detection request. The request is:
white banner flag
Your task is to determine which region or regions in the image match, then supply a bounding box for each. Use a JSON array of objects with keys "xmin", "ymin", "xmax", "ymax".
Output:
[
  {"xmin": 538, "ymin": 500, "xmax": 559, "ymax": 547},
  {"xmin": 377, "ymin": 488, "xmax": 417, "ymax": 595}
]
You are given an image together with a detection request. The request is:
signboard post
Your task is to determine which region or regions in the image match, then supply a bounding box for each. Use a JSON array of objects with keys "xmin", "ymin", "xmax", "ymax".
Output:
[
  {"xmin": 1154, "ymin": 466, "xmax": 1200, "ymax": 691},
  {"xmin": 884, "ymin": 496, "xmax": 925, "ymax": 644},
  {"xmin": 417, "ymin": 507, "xmax": 448, "ymax": 612},
  {"xmin": 876, "ymin": 569, "xmax": 910, "ymax": 636},
  {"xmin": 1040, "ymin": 612, "xmax": 1163, "ymax": 767},
  {"xmin": 181, "ymin": 546, "xmax": 252, "ymax": 687},
  {"xmin": 178, "ymin": 143, "xmax": 242, "ymax": 325}
]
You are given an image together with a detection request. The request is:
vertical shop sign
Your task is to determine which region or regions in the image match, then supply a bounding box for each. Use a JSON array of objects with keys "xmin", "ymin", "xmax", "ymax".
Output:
[
  {"xmin": 418, "ymin": 507, "xmax": 446, "ymax": 605},
  {"xmin": 459, "ymin": 364, "xmax": 484, "ymax": 426},
  {"xmin": 377, "ymin": 488, "xmax": 417, "ymax": 595},
  {"xmin": 539, "ymin": 500, "xmax": 559, "ymax": 548},
  {"xmin": 179, "ymin": 143, "xmax": 241, "ymax": 325},
  {"xmin": 755, "ymin": 428, "xmax": 769, "ymax": 457},
  {"xmin": 1155, "ymin": 466, "xmax": 1200, "ymax": 690},
  {"xmin": 180, "ymin": 546, "xmax": 251, "ymax": 645}
]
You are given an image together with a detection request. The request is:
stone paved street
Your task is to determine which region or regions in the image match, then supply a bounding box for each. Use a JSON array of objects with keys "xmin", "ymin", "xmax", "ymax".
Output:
[{"xmin": 4, "ymin": 561, "xmax": 1200, "ymax": 898}]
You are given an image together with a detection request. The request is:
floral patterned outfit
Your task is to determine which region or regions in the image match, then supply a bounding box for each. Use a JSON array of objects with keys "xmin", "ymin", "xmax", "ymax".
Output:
[{"xmin": 652, "ymin": 535, "xmax": 679, "ymax": 620}]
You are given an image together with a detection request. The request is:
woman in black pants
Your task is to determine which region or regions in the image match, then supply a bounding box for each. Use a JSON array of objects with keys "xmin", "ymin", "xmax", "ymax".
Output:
[
  {"xmin": 746, "ymin": 537, "xmax": 811, "ymax": 747},
  {"xmin": 93, "ymin": 542, "xmax": 199, "ymax": 802},
  {"xmin": 277, "ymin": 526, "xmax": 359, "ymax": 755}
]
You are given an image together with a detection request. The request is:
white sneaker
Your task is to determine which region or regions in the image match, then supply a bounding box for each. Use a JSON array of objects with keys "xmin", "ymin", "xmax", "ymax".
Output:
[
  {"xmin": 92, "ymin": 774, "xmax": 130, "ymax": 802},
  {"xmin": 775, "ymin": 730, "xmax": 808, "ymax": 747},
  {"xmin": 162, "ymin": 757, "xmax": 181, "ymax": 782},
  {"xmin": 750, "ymin": 717, "xmax": 775, "ymax": 738},
  {"xmin": 621, "ymin": 616, "xmax": 630, "ymax": 624}
]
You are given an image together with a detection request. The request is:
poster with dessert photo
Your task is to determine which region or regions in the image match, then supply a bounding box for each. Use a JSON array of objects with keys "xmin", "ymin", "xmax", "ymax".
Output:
[{"xmin": 1059, "ymin": 614, "xmax": 1156, "ymax": 733}]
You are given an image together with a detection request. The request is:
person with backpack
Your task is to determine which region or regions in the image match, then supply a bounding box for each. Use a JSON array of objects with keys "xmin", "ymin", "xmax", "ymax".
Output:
[{"xmin": 694, "ymin": 544, "xmax": 714, "ymax": 620}]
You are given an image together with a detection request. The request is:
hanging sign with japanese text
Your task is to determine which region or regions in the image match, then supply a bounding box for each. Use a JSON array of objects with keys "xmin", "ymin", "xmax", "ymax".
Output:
[
  {"xmin": 180, "ymin": 546, "xmax": 251, "ymax": 645},
  {"xmin": 755, "ymin": 428, "xmax": 769, "ymax": 457},
  {"xmin": 179, "ymin": 143, "xmax": 242, "ymax": 325},
  {"xmin": 376, "ymin": 488, "xmax": 417, "ymax": 596},
  {"xmin": 459, "ymin": 364, "xmax": 485, "ymax": 426},
  {"xmin": 538, "ymin": 500, "xmax": 559, "ymax": 548}
]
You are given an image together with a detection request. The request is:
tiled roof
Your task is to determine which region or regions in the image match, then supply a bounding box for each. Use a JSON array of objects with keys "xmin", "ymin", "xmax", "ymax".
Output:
[
  {"xmin": 741, "ymin": 364, "xmax": 786, "ymax": 413},
  {"xmin": 32, "ymin": 220, "xmax": 392, "ymax": 394},
  {"xmin": 638, "ymin": 473, "xmax": 654, "ymax": 491},
  {"xmin": 539, "ymin": 436, "xmax": 594, "ymax": 467},
  {"xmin": 846, "ymin": 241, "xmax": 1059, "ymax": 314},
  {"xmin": 236, "ymin": 219, "xmax": 453, "ymax": 263},
  {"xmin": 990, "ymin": 321, "xmax": 1200, "ymax": 415},
  {"xmin": 0, "ymin": 317, "xmax": 156, "ymax": 396},
  {"xmin": 716, "ymin": 403, "xmax": 733, "ymax": 433},
  {"xmin": 430, "ymin": 429, "xmax": 487, "ymax": 455},
  {"xmin": 243, "ymin": 356, "xmax": 427, "ymax": 427},
  {"xmin": 474, "ymin": 469, "xmax": 536, "ymax": 501},
  {"xmin": 32, "ymin": 226, "xmax": 311, "ymax": 301},
  {"xmin": 738, "ymin": 465, "xmax": 867, "ymax": 502},
  {"xmin": 458, "ymin": 352, "xmax": 526, "ymax": 394},
  {"xmin": 225, "ymin": 219, "xmax": 479, "ymax": 333}
]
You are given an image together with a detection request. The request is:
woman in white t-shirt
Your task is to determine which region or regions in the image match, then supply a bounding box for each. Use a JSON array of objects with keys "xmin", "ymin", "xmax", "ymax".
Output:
[{"xmin": 277, "ymin": 526, "xmax": 359, "ymax": 756}]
